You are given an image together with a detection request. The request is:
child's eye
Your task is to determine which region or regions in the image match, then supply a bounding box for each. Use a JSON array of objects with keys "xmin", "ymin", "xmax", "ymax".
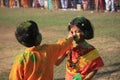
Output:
[
  {"xmin": 76, "ymin": 30, "xmax": 80, "ymax": 33},
  {"xmin": 70, "ymin": 31, "xmax": 73, "ymax": 34}
]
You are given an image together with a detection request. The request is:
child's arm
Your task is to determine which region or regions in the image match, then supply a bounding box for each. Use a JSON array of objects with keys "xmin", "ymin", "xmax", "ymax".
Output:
[
  {"xmin": 84, "ymin": 70, "xmax": 97, "ymax": 80},
  {"xmin": 51, "ymin": 37, "xmax": 73, "ymax": 65},
  {"xmin": 55, "ymin": 52, "xmax": 67, "ymax": 66},
  {"xmin": 55, "ymin": 50, "xmax": 71, "ymax": 66}
]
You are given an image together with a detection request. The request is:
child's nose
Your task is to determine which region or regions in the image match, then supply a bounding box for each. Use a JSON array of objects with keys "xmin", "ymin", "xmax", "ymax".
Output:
[{"xmin": 72, "ymin": 32, "xmax": 77, "ymax": 36}]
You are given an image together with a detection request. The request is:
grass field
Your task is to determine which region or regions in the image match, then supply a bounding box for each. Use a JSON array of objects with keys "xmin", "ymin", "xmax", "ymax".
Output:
[{"xmin": 0, "ymin": 8, "xmax": 120, "ymax": 80}]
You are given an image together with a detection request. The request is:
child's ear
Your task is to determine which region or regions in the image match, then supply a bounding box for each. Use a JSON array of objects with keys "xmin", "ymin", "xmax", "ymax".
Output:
[{"xmin": 36, "ymin": 33, "xmax": 42, "ymax": 45}]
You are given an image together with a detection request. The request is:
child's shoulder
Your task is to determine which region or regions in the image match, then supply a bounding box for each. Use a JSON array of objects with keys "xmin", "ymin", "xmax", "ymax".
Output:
[
  {"xmin": 15, "ymin": 49, "xmax": 37, "ymax": 64},
  {"xmin": 87, "ymin": 43, "xmax": 96, "ymax": 49},
  {"xmin": 14, "ymin": 52, "xmax": 26, "ymax": 65}
]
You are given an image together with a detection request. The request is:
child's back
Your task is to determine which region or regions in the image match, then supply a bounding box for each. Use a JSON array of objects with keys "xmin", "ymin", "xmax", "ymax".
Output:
[{"xmin": 9, "ymin": 20, "xmax": 73, "ymax": 80}]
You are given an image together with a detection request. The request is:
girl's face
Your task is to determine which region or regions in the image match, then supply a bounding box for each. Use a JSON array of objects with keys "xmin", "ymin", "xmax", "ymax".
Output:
[{"xmin": 69, "ymin": 25, "xmax": 84, "ymax": 42}]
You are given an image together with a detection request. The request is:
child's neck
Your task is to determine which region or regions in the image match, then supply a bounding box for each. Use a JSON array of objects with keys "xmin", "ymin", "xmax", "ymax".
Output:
[{"xmin": 77, "ymin": 40, "xmax": 90, "ymax": 48}]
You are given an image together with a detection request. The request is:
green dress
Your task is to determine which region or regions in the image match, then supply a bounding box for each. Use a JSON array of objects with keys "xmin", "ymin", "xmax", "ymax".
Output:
[{"xmin": 47, "ymin": 0, "xmax": 53, "ymax": 10}]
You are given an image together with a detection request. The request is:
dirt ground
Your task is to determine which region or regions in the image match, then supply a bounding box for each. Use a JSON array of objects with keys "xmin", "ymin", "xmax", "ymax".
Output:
[{"xmin": 0, "ymin": 27, "xmax": 120, "ymax": 80}]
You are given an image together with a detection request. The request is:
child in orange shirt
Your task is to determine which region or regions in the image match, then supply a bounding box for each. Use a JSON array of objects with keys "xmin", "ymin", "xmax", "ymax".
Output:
[{"xmin": 9, "ymin": 20, "xmax": 73, "ymax": 80}]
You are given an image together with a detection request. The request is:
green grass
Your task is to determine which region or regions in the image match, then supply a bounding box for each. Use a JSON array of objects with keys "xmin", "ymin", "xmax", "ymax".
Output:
[
  {"xmin": 0, "ymin": 8, "xmax": 120, "ymax": 41},
  {"xmin": 0, "ymin": 8, "xmax": 120, "ymax": 80},
  {"xmin": 1, "ymin": 8, "xmax": 120, "ymax": 42},
  {"xmin": 0, "ymin": 46, "xmax": 3, "ymax": 51}
]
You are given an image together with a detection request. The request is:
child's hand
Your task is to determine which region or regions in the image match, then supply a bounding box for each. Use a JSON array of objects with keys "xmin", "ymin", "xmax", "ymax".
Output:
[
  {"xmin": 67, "ymin": 32, "xmax": 73, "ymax": 38},
  {"xmin": 73, "ymin": 33, "xmax": 81, "ymax": 41},
  {"xmin": 72, "ymin": 40, "xmax": 77, "ymax": 47},
  {"xmin": 72, "ymin": 33, "xmax": 81, "ymax": 47}
]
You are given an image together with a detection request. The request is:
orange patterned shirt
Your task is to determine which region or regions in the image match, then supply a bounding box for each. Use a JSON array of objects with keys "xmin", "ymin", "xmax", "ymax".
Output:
[{"xmin": 9, "ymin": 38, "xmax": 73, "ymax": 80}]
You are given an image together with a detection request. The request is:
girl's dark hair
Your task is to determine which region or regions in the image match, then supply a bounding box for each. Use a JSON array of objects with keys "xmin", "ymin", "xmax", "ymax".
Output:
[
  {"xmin": 15, "ymin": 20, "xmax": 42, "ymax": 47},
  {"xmin": 68, "ymin": 16, "xmax": 94, "ymax": 40}
]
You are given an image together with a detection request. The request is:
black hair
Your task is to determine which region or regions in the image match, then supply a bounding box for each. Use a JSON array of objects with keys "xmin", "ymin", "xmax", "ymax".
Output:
[
  {"xmin": 68, "ymin": 16, "xmax": 94, "ymax": 40},
  {"xmin": 15, "ymin": 20, "xmax": 42, "ymax": 47}
]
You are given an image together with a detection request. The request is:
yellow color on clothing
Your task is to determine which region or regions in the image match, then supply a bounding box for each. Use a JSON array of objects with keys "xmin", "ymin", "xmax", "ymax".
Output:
[
  {"xmin": 9, "ymin": 38, "xmax": 73, "ymax": 80},
  {"xmin": 79, "ymin": 49, "xmax": 99, "ymax": 68}
]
